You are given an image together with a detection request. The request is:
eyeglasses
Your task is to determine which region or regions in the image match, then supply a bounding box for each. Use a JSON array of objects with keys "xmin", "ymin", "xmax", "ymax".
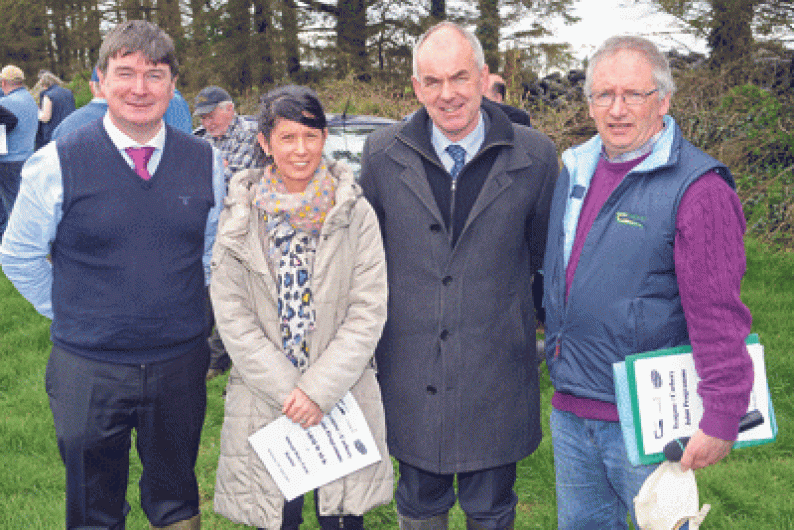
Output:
[{"xmin": 589, "ymin": 89, "xmax": 659, "ymax": 107}]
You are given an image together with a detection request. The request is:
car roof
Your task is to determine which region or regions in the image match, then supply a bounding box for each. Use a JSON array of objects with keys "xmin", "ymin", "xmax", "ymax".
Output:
[{"xmin": 326, "ymin": 113, "xmax": 397, "ymax": 128}]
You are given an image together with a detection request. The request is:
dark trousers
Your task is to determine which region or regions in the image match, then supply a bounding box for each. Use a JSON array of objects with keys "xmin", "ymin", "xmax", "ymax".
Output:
[
  {"xmin": 46, "ymin": 343, "xmax": 210, "ymax": 529},
  {"xmin": 205, "ymin": 286, "xmax": 232, "ymax": 372},
  {"xmin": 0, "ymin": 161, "xmax": 24, "ymax": 236},
  {"xmin": 532, "ymin": 271, "xmax": 545, "ymax": 326},
  {"xmin": 395, "ymin": 461, "xmax": 517, "ymax": 529},
  {"xmin": 277, "ymin": 492, "xmax": 363, "ymax": 530}
]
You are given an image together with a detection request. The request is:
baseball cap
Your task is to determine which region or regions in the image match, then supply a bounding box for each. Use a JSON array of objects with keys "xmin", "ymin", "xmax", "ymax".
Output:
[
  {"xmin": 194, "ymin": 86, "xmax": 232, "ymax": 116},
  {"xmin": 0, "ymin": 65, "xmax": 25, "ymax": 83}
]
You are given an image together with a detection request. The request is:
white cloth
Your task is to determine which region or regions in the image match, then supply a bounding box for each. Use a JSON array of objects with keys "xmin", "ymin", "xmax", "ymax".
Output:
[{"xmin": 634, "ymin": 461, "xmax": 711, "ymax": 530}]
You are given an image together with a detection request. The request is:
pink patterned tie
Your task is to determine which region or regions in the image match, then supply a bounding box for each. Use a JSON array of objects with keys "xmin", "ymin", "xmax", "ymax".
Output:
[{"xmin": 125, "ymin": 146, "xmax": 155, "ymax": 181}]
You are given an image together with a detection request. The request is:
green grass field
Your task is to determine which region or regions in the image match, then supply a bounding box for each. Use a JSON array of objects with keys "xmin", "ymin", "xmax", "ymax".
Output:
[{"xmin": 1, "ymin": 236, "xmax": 792, "ymax": 529}]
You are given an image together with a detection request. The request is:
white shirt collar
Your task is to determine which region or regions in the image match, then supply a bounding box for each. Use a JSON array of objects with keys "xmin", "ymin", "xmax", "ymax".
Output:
[
  {"xmin": 103, "ymin": 114, "xmax": 166, "ymax": 152},
  {"xmin": 431, "ymin": 110, "xmax": 486, "ymax": 174}
]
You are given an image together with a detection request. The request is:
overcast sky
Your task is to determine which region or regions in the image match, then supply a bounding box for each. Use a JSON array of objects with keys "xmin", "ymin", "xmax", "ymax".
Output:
[{"xmin": 539, "ymin": 0, "xmax": 708, "ymax": 62}]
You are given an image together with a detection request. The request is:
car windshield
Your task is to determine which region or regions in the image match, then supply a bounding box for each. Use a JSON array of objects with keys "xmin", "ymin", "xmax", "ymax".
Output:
[{"xmin": 323, "ymin": 115, "xmax": 395, "ymax": 178}]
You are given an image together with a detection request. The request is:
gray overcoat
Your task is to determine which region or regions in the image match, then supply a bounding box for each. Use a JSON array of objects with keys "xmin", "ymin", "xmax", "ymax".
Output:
[{"xmin": 359, "ymin": 101, "xmax": 559, "ymax": 473}]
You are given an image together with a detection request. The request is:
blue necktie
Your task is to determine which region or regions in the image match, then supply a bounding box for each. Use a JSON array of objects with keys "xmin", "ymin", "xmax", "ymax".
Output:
[{"xmin": 446, "ymin": 144, "xmax": 466, "ymax": 180}]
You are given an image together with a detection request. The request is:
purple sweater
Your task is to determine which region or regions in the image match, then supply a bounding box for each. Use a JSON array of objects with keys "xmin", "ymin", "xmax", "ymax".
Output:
[{"xmin": 553, "ymin": 155, "xmax": 754, "ymax": 441}]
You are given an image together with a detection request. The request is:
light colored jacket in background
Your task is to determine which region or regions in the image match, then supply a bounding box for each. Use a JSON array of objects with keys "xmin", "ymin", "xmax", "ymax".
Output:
[{"xmin": 210, "ymin": 160, "xmax": 393, "ymax": 528}]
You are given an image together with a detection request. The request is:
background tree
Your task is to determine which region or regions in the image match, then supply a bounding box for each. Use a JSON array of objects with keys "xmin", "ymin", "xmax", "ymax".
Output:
[
  {"xmin": 708, "ymin": 0, "xmax": 754, "ymax": 65},
  {"xmin": 222, "ymin": 0, "xmax": 253, "ymax": 92},
  {"xmin": 0, "ymin": 0, "xmax": 585, "ymax": 99},
  {"xmin": 0, "ymin": 0, "xmax": 48, "ymax": 80},
  {"xmin": 184, "ymin": 0, "xmax": 213, "ymax": 88},
  {"xmin": 477, "ymin": 0, "xmax": 500, "ymax": 72},
  {"xmin": 283, "ymin": 0, "xmax": 303, "ymax": 79},
  {"xmin": 156, "ymin": 0, "xmax": 184, "ymax": 57},
  {"xmin": 293, "ymin": 0, "xmax": 369, "ymax": 79},
  {"xmin": 120, "ymin": 0, "xmax": 150, "ymax": 21},
  {"xmin": 429, "ymin": 0, "xmax": 445, "ymax": 24},
  {"xmin": 460, "ymin": 0, "xmax": 580, "ymax": 80},
  {"xmin": 651, "ymin": 0, "xmax": 794, "ymax": 64},
  {"xmin": 253, "ymin": 0, "xmax": 276, "ymax": 85}
]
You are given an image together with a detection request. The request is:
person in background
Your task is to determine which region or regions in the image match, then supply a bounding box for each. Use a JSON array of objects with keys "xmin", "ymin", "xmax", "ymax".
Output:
[
  {"xmin": 0, "ymin": 103, "xmax": 18, "ymax": 132},
  {"xmin": 193, "ymin": 85, "xmax": 264, "ymax": 180},
  {"xmin": 0, "ymin": 20, "xmax": 226, "ymax": 529},
  {"xmin": 542, "ymin": 35, "xmax": 753, "ymax": 529},
  {"xmin": 210, "ymin": 84, "xmax": 393, "ymax": 530},
  {"xmin": 0, "ymin": 103, "xmax": 18, "ymax": 233},
  {"xmin": 50, "ymin": 67, "xmax": 107, "ymax": 141},
  {"xmin": 193, "ymin": 84, "xmax": 265, "ymax": 380},
  {"xmin": 486, "ymin": 73, "xmax": 507, "ymax": 102},
  {"xmin": 359, "ymin": 21, "xmax": 557, "ymax": 530},
  {"xmin": 165, "ymin": 87, "xmax": 192, "ymax": 134},
  {"xmin": 35, "ymin": 70, "xmax": 76, "ymax": 149},
  {"xmin": 0, "ymin": 64, "xmax": 37, "ymax": 239},
  {"xmin": 485, "ymin": 73, "xmax": 531, "ymax": 128}
]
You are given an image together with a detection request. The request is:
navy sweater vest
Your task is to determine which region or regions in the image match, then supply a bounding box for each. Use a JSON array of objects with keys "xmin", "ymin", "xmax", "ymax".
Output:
[
  {"xmin": 544, "ymin": 127, "xmax": 734, "ymax": 403},
  {"xmin": 52, "ymin": 121, "xmax": 214, "ymax": 363}
]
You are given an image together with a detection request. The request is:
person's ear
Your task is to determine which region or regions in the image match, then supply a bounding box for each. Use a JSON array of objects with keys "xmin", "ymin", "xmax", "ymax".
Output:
[{"xmin": 257, "ymin": 132, "xmax": 269, "ymax": 155}]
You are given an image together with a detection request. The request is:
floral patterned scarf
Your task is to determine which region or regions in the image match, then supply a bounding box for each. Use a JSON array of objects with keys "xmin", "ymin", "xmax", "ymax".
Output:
[{"xmin": 253, "ymin": 164, "xmax": 335, "ymax": 236}]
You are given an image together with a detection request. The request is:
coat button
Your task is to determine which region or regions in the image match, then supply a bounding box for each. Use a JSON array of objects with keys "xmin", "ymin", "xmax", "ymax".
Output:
[
  {"xmin": 426, "ymin": 385, "xmax": 437, "ymax": 395},
  {"xmin": 440, "ymin": 329, "xmax": 449, "ymax": 340},
  {"xmin": 429, "ymin": 223, "xmax": 442, "ymax": 232},
  {"xmin": 442, "ymin": 275, "xmax": 453, "ymax": 286}
]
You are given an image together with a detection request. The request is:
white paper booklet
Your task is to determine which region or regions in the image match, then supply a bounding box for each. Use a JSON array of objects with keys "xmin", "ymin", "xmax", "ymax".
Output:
[
  {"xmin": 0, "ymin": 124, "xmax": 7, "ymax": 155},
  {"xmin": 248, "ymin": 391, "xmax": 382, "ymax": 500},
  {"xmin": 632, "ymin": 342, "xmax": 773, "ymax": 455}
]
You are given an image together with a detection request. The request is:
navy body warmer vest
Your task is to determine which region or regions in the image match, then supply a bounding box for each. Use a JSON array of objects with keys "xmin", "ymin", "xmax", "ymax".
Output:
[
  {"xmin": 38, "ymin": 85, "xmax": 76, "ymax": 146},
  {"xmin": 52, "ymin": 121, "xmax": 214, "ymax": 363},
  {"xmin": 544, "ymin": 130, "xmax": 735, "ymax": 403}
]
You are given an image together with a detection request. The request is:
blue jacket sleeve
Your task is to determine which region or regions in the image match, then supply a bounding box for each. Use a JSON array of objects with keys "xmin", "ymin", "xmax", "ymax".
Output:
[
  {"xmin": 0, "ymin": 142, "xmax": 63, "ymax": 318},
  {"xmin": 203, "ymin": 147, "xmax": 227, "ymax": 285}
]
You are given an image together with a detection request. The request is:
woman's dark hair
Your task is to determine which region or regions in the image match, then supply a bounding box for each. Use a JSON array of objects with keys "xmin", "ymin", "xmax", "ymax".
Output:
[{"xmin": 257, "ymin": 85, "xmax": 327, "ymax": 143}]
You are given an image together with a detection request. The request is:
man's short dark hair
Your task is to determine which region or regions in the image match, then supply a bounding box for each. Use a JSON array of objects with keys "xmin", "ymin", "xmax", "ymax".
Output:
[
  {"xmin": 491, "ymin": 80, "xmax": 506, "ymax": 100},
  {"xmin": 97, "ymin": 20, "xmax": 179, "ymax": 78}
]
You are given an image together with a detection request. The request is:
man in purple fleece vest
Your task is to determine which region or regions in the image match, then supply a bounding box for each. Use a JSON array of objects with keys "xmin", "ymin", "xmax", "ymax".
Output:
[{"xmin": 542, "ymin": 36, "xmax": 753, "ymax": 529}]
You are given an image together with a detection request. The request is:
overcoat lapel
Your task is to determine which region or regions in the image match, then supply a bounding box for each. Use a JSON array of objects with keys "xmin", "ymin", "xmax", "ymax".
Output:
[{"xmin": 389, "ymin": 140, "xmax": 447, "ymax": 226}]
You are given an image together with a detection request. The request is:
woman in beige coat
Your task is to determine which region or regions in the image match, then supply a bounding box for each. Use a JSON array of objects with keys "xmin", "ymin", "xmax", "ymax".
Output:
[{"xmin": 210, "ymin": 85, "xmax": 393, "ymax": 530}]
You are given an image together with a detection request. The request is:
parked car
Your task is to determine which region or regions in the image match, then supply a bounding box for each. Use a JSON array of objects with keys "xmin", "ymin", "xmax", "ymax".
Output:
[
  {"xmin": 194, "ymin": 113, "xmax": 396, "ymax": 179},
  {"xmin": 324, "ymin": 113, "xmax": 397, "ymax": 178}
]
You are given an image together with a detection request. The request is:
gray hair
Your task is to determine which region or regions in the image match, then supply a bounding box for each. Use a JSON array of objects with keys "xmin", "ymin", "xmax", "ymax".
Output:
[
  {"xmin": 412, "ymin": 21, "xmax": 485, "ymax": 78},
  {"xmin": 98, "ymin": 19, "xmax": 178, "ymax": 78},
  {"xmin": 584, "ymin": 35, "xmax": 675, "ymax": 100},
  {"xmin": 38, "ymin": 71, "xmax": 64, "ymax": 88}
]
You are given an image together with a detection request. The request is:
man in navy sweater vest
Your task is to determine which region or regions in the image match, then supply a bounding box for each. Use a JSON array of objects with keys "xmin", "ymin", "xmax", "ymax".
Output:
[{"xmin": 0, "ymin": 20, "xmax": 226, "ymax": 530}]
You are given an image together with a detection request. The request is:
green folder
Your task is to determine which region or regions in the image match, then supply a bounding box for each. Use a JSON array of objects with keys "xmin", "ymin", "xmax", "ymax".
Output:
[{"xmin": 613, "ymin": 333, "xmax": 777, "ymax": 466}]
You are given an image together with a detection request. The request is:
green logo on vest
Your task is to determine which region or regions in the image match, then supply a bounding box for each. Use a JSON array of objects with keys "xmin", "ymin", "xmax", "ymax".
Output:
[{"xmin": 616, "ymin": 211, "xmax": 646, "ymax": 228}]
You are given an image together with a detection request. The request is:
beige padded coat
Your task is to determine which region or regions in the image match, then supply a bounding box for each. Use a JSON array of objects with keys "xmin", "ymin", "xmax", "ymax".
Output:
[{"xmin": 210, "ymin": 160, "xmax": 393, "ymax": 529}]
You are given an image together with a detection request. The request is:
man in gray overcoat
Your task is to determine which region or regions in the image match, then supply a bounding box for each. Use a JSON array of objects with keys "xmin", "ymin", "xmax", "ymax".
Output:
[{"xmin": 359, "ymin": 21, "xmax": 558, "ymax": 530}]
